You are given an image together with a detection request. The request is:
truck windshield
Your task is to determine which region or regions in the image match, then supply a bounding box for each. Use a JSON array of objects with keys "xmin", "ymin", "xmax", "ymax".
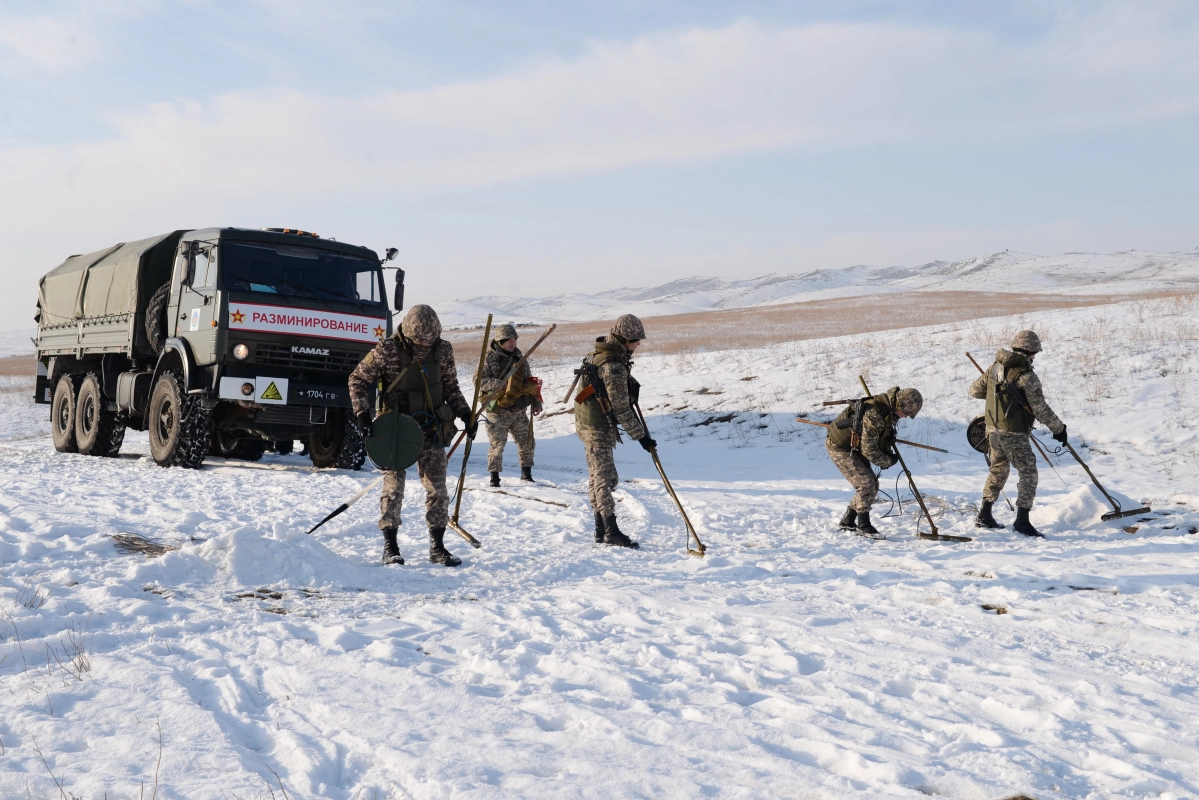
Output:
[{"xmin": 221, "ymin": 242, "xmax": 385, "ymax": 305}]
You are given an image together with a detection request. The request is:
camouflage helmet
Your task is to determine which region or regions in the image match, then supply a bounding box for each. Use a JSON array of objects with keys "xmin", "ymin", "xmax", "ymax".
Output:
[
  {"xmin": 1011, "ymin": 330, "xmax": 1042, "ymax": 354},
  {"xmin": 611, "ymin": 314, "xmax": 646, "ymax": 341},
  {"xmin": 896, "ymin": 388, "xmax": 923, "ymax": 418},
  {"xmin": 400, "ymin": 304, "xmax": 442, "ymax": 343},
  {"xmin": 492, "ymin": 323, "xmax": 518, "ymax": 343}
]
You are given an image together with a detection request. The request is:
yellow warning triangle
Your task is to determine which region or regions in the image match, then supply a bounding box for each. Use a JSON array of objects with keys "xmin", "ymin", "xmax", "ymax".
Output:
[{"xmin": 261, "ymin": 382, "xmax": 283, "ymax": 401}]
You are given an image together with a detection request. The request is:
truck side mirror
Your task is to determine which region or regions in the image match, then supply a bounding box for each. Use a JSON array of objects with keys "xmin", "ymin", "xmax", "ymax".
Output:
[{"xmin": 393, "ymin": 268, "xmax": 405, "ymax": 312}]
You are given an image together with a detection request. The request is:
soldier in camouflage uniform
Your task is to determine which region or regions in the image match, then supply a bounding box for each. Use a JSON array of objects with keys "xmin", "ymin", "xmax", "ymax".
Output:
[
  {"xmin": 968, "ymin": 330, "xmax": 1067, "ymax": 537},
  {"xmin": 825, "ymin": 387, "xmax": 924, "ymax": 537},
  {"xmin": 573, "ymin": 314, "xmax": 656, "ymax": 548},
  {"xmin": 481, "ymin": 323, "xmax": 542, "ymax": 487},
  {"xmin": 348, "ymin": 304, "xmax": 477, "ymax": 566}
]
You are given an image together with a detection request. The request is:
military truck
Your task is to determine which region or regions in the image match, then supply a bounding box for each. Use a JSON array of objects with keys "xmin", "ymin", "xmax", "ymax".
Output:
[{"xmin": 34, "ymin": 227, "xmax": 403, "ymax": 469}]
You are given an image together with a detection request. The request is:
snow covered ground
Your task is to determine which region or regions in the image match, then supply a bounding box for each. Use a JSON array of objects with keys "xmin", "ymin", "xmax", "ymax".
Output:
[
  {"xmin": 441, "ymin": 249, "xmax": 1199, "ymax": 326},
  {"xmin": 2, "ymin": 295, "xmax": 1198, "ymax": 798}
]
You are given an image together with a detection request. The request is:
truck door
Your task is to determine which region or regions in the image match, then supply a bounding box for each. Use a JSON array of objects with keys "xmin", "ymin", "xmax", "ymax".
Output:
[{"xmin": 174, "ymin": 242, "xmax": 219, "ymax": 364}]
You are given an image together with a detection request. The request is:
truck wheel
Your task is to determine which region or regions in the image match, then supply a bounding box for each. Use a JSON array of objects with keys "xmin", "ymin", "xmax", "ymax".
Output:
[
  {"xmin": 51, "ymin": 374, "xmax": 82, "ymax": 453},
  {"xmin": 273, "ymin": 439, "xmax": 294, "ymax": 455},
  {"xmin": 148, "ymin": 370, "xmax": 211, "ymax": 468},
  {"xmin": 145, "ymin": 282, "xmax": 170, "ymax": 355},
  {"xmin": 307, "ymin": 410, "xmax": 345, "ymax": 468},
  {"xmin": 211, "ymin": 431, "xmax": 268, "ymax": 462},
  {"xmin": 75, "ymin": 373, "xmax": 125, "ymax": 457},
  {"xmin": 337, "ymin": 412, "xmax": 366, "ymax": 470}
]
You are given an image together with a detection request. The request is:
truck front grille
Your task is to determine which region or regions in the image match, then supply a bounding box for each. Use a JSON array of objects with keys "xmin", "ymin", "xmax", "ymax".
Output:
[{"xmin": 254, "ymin": 344, "xmax": 364, "ymax": 373}]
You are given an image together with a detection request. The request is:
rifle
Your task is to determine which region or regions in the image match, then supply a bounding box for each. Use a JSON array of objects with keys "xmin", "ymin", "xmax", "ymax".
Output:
[
  {"xmin": 574, "ymin": 362, "xmax": 624, "ymax": 440},
  {"xmin": 793, "ymin": 416, "xmax": 949, "ymax": 453},
  {"xmin": 632, "ymin": 402, "xmax": 706, "ymax": 558},
  {"xmin": 446, "ymin": 315, "xmax": 493, "ymax": 549},
  {"xmin": 476, "ymin": 324, "xmax": 557, "ymax": 409},
  {"xmin": 858, "ymin": 376, "xmax": 970, "ymax": 542}
]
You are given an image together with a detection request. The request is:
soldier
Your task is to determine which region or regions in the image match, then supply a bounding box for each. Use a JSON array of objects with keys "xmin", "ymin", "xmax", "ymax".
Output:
[
  {"xmin": 825, "ymin": 387, "xmax": 923, "ymax": 537},
  {"xmin": 348, "ymin": 304, "xmax": 477, "ymax": 566},
  {"xmin": 480, "ymin": 324, "xmax": 543, "ymax": 487},
  {"xmin": 968, "ymin": 330, "xmax": 1067, "ymax": 537},
  {"xmin": 573, "ymin": 314, "xmax": 656, "ymax": 548}
]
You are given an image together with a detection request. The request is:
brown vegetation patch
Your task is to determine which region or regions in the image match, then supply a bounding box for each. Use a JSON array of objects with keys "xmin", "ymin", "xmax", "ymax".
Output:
[
  {"xmin": 443, "ymin": 289, "xmax": 1196, "ymax": 364},
  {"xmin": 0, "ymin": 355, "xmax": 35, "ymax": 378}
]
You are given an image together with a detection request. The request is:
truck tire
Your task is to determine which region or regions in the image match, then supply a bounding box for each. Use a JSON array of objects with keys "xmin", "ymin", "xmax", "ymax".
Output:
[
  {"xmin": 145, "ymin": 282, "xmax": 170, "ymax": 355},
  {"xmin": 337, "ymin": 413, "xmax": 366, "ymax": 470},
  {"xmin": 51, "ymin": 374, "xmax": 82, "ymax": 453},
  {"xmin": 211, "ymin": 430, "xmax": 268, "ymax": 462},
  {"xmin": 307, "ymin": 410, "xmax": 345, "ymax": 468},
  {"xmin": 148, "ymin": 370, "xmax": 211, "ymax": 468},
  {"xmin": 273, "ymin": 439, "xmax": 295, "ymax": 455},
  {"xmin": 75, "ymin": 373, "xmax": 125, "ymax": 457}
]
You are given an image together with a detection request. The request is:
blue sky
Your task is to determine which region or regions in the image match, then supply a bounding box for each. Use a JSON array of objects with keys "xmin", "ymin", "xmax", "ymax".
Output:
[{"xmin": 2, "ymin": 0, "xmax": 1198, "ymax": 326}]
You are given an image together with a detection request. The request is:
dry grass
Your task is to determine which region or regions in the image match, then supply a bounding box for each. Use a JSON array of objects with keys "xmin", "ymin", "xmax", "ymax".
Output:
[
  {"xmin": 443, "ymin": 289, "xmax": 1198, "ymax": 365},
  {"xmin": 0, "ymin": 354, "xmax": 34, "ymax": 377}
]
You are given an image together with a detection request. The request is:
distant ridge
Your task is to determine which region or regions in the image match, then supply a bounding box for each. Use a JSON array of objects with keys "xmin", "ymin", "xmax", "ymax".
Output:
[{"xmin": 441, "ymin": 249, "xmax": 1199, "ymax": 327}]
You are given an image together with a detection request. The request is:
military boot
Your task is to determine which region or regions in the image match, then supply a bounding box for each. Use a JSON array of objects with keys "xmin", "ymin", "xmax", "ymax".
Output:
[
  {"xmin": 602, "ymin": 515, "xmax": 640, "ymax": 549},
  {"xmin": 976, "ymin": 500, "xmax": 1004, "ymax": 529},
  {"xmin": 593, "ymin": 511, "xmax": 606, "ymax": 543},
  {"xmin": 520, "ymin": 466, "xmax": 534, "ymax": 482},
  {"xmin": 838, "ymin": 506, "xmax": 858, "ymax": 531},
  {"xmin": 489, "ymin": 471, "xmax": 500, "ymax": 488},
  {"xmin": 855, "ymin": 511, "xmax": 882, "ymax": 539},
  {"xmin": 428, "ymin": 526, "xmax": 462, "ymax": 566},
  {"xmin": 381, "ymin": 527, "xmax": 404, "ymax": 566},
  {"xmin": 1013, "ymin": 508, "xmax": 1044, "ymax": 538}
]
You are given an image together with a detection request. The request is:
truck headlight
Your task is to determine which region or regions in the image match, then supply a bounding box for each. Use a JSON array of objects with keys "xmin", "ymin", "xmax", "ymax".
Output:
[{"xmin": 233, "ymin": 343, "xmax": 250, "ymax": 360}]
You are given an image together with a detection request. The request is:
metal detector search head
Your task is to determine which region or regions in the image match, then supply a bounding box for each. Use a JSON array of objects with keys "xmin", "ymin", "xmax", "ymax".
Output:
[{"xmin": 365, "ymin": 412, "xmax": 424, "ymax": 471}]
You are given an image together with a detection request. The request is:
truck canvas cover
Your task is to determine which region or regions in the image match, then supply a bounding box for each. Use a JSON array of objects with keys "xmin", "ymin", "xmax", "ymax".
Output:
[{"xmin": 36, "ymin": 231, "xmax": 183, "ymax": 325}]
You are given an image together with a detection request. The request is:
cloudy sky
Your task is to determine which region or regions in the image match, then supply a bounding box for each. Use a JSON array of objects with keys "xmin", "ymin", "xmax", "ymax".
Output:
[{"xmin": 2, "ymin": 0, "xmax": 1198, "ymax": 328}]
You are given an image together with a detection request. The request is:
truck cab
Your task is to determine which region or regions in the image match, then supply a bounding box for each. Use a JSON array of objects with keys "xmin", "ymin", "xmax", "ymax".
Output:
[{"xmin": 36, "ymin": 227, "xmax": 400, "ymax": 469}]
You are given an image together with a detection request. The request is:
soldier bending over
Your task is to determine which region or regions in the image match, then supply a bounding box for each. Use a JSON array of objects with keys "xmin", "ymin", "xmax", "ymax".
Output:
[
  {"xmin": 481, "ymin": 324, "xmax": 542, "ymax": 487},
  {"xmin": 825, "ymin": 387, "xmax": 923, "ymax": 537},
  {"xmin": 968, "ymin": 330, "xmax": 1066, "ymax": 537},
  {"xmin": 348, "ymin": 305, "xmax": 477, "ymax": 566},
  {"xmin": 573, "ymin": 314, "xmax": 656, "ymax": 548}
]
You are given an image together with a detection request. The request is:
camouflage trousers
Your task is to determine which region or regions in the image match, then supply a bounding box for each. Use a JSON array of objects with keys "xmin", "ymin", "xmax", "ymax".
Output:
[
  {"xmin": 380, "ymin": 438, "xmax": 449, "ymax": 530},
  {"xmin": 486, "ymin": 406, "xmax": 534, "ymax": 472},
  {"xmin": 827, "ymin": 443, "xmax": 879, "ymax": 513},
  {"xmin": 984, "ymin": 430, "xmax": 1038, "ymax": 509},
  {"xmin": 578, "ymin": 424, "xmax": 619, "ymax": 517}
]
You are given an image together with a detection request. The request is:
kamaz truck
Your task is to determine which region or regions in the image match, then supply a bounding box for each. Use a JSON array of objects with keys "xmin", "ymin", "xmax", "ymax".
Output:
[{"xmin": 34, "ymin": 227, "xmax": 402, "ymax": 469}]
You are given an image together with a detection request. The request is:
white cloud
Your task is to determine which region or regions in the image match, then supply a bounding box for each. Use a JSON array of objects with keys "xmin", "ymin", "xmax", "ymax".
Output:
[
  {"xmin": 0, "ymin": 13, "xmax": 103, "ymax": 74},
  {"xmin": 1, "ymin": 3, "xmax": 1198, "ymax": 279}
]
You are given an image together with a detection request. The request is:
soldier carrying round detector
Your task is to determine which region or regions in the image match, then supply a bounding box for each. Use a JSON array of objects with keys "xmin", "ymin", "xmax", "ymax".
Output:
[
  {"xmin": 825, "ymin": 387, "xmax": 924, "ymax": 537},
  {"xmin": 572, "ymin": 314, "xmax": 656, "ymax": 548},
  {"xmin": 480, "ymin": 323, "xmax": 543, "ymax": 487},
  {"xmin": 968, "ymin": 330, "xmax": 1066, "ymax": 537},
  {"xmin": 348, "ymin": 304, "xmax": 478, "ymax": 566}
]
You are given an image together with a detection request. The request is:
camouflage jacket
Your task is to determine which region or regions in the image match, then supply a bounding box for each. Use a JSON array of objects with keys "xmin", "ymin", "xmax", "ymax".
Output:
[
  {"xmin": 575, "ymin": 337, "xmax": 646, "ymax": 440},
  {"xmin": 348, "ymin": 335, "xmax": 470, "ymax": 420},
  {"xmin": 857, "ymin": 389, "xmax": 899, "ymax": 469},
  {"xmin": 969, "ymin": 349, "xmax": 1064, "ymax": 435},
  {"xmin": 481, "ymin": 342, "xmax": 541, "ymax": 412}
]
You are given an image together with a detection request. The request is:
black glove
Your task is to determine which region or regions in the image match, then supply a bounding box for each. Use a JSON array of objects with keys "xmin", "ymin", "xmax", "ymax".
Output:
[
  {"xmin": 638, "ymin": 435, "xmax": 657, "ymax": 452},
  {"xmin": 460, "ymin": 411, "xmax": 479, "ymax": 440},
  {"xmin": 1053, "ymin": 426, "xmax": 1067, "ymax": 444},
  {"xmin": 356, "ymin": 412, "xmax": 373, "ymax": 438}
]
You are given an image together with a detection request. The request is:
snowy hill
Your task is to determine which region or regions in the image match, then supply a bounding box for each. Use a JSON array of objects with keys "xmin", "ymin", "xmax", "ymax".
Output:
[
  {"xmin": 2, "ymin": 292, "xmax": 1198, "ymax": 796},
  {"xmin": 441, "ymin": 248, "xmax": 1199, "ymax": 326}
]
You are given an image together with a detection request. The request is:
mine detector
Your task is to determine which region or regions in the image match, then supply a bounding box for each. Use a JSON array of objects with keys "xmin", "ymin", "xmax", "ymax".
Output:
[{"xmin": 34, "ymin": 227, "xmax": 403, "ymax": 469}]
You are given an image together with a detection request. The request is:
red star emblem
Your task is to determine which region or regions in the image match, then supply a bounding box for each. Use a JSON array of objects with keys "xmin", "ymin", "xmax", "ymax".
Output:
[
  {"xmin": 373, "ymin": 325, "xmax": 385, "ymax": 338},
  {"xmin": 231, "ymin": 309, "xmax": 245, "ymax": 324}
]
